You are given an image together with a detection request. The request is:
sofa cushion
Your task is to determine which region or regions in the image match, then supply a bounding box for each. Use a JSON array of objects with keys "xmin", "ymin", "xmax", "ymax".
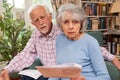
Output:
[
  {"xmin": 105, "ymin": 61, "xmax": 120, "ymax": 80},
  {"xmin": 87, "ymin": 31, "xmax": 103, "ymax": 46},
  {"xmin": 29, "ymin": 57, "xmax": 43, "ymax": 69}
]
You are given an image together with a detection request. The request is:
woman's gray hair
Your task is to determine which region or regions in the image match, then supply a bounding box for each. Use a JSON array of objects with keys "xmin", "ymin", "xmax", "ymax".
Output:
[
  {"xmin": 28, "ymin": 4, "xmax": 51, "ymax": 21},
  {"xmin": 56, "ymin": 3, "xmax": 88, "ymax": 32}
]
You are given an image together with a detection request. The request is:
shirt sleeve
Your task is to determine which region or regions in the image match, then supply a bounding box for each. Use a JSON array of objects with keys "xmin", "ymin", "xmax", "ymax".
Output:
[
  {"xmin": 88, "ymin": 39, "xmax": 111, "ymax": 80},
  {"xmin": 4, "ymin": 32, "xmax": 37, "ymax": 73},
  {"xmin": 100, "ymin": 47, "xmax": 115, "ymax": 62}
]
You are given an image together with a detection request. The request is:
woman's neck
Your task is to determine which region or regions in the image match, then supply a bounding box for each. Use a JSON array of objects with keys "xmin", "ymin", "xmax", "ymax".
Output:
[{"xmin": 68, "ymin": 33, "xmax": 84, "ymax": 40}]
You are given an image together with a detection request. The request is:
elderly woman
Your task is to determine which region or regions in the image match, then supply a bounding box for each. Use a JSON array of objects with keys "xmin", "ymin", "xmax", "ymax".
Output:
[{"xmin": 55, "ymin": 3, "xmax": 111, "ymax": 80}]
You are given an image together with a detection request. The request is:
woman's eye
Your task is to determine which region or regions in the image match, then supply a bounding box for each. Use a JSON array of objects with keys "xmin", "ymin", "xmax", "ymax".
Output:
[
  {"xmin": 73, "ymin": 20, "xmax": 79, "ymax": 24},
  {"xmin": 64, "ymin": 20, "xmax": 69, "ymax": 24}
]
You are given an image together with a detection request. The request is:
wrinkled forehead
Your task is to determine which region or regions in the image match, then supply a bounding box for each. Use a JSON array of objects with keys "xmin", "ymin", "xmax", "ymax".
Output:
[
  {"xmin": 30, "ymin": 6, "xmax": 49, "ymax": 20},
  {"xmin": 61, "ymin": 11, "xmax": 80, "ymax": 22},
  {"xmin": 30, "ymin": 6, "xmax": 47, "ymax": 15}
]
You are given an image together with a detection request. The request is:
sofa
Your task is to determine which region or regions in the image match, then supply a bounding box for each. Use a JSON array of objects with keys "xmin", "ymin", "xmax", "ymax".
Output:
[{"xmin": 10, "ymin": 31, "xmax": 120, "ymax": 80}]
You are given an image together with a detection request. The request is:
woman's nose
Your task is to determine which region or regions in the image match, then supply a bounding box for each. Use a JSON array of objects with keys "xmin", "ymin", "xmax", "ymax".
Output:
[{"xmin": 69, "ymin": 22, "xmax": 74, "ymax": 29}]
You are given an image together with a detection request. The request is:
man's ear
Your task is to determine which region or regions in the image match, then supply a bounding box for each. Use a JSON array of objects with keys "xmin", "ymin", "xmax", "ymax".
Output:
[
  {"xmin": 31, "ymin": 21, "xmax": 36, "ymax": 26},
  {"xmin": 49, "ymin": 13, "xmax": 52, "ymax": 21},
  {"xmin": 31, "ymin": 21, "xmax": 34, "ymax": 25}
]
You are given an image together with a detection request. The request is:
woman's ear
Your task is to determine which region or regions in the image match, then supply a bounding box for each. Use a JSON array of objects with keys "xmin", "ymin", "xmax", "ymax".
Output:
[{"xmin": 80, "ymin": 21, "xmax": 83, "ymax": 32}]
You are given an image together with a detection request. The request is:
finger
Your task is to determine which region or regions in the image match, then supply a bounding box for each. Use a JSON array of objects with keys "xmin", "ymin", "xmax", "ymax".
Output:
[
  {"xmin": 70, "ymin": 76, "xmax": 85, "ymax": 80},
  {"xmin": 79, "ymin": 76, "xmax": 85, "ymax": 80},
  {"xmin": 0, "ymin": 75, "xmax": 4, "ymax": 80},
  {"xmin": 5, "ymin": 74, "xmax": 10, "ymax": 80}
]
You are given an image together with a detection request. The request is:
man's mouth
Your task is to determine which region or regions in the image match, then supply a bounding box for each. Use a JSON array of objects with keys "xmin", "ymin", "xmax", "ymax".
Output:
[{"xmin": 41, "ymin": 26, "xmax": 46, "ymax": 29}]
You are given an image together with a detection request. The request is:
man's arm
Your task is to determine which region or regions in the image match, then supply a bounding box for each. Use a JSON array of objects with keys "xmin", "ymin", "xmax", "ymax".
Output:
[
  {"xmin": 0, "ymin": 31, "xmax": 38, "ymax": 80},
  {"xmin": 101, "ymin": 47, "xmax": 120, "ymax": 70},
  {"xmin": 4, "ymin": 37, "xmax": 37, "ymax": 73}
]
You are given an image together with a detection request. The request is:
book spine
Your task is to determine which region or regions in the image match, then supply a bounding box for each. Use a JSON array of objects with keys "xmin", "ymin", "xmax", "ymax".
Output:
[
  {"xmin": 107, "ymin": 42, "xmax": 111, "ymax": 53},
  {"xmin": 112, "ymin": 42, "xmax": 116, "ymax": 55}
]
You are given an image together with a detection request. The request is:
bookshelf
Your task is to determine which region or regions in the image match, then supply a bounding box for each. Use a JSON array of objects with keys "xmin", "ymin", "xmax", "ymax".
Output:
[
  {"xmin": 50, "ymin": 0, "xmax": 120, "ymax": 55},
  {"xmin": 80, "ymin": 0, "xmax": 120, "ymax": 56},
  {"xmin": 80, "ymin": 0, "xmax": 117, "ymax": 31},
  {"xmin": 103, "ymin": 31, "xmax": 120, "ymax": 56}
]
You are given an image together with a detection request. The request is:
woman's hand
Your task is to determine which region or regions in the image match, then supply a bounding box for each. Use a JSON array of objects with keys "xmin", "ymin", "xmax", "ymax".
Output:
[{"xmin": 70, "ymin": 76, "xmax": 85, "ymax": 80}]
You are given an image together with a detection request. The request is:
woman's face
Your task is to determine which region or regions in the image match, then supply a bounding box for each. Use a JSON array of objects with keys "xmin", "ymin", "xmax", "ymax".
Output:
[{"xmin": 61, "ymin": 12, "xmax": 82, "ymax": 40}]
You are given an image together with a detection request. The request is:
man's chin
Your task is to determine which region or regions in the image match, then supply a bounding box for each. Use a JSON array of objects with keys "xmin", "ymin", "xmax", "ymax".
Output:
[{"xmin": 40, "ymin": 30, "xmax": 49, "ymax": 35}]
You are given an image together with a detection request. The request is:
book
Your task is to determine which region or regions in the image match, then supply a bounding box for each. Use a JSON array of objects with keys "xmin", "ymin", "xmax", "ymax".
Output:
[
  {"xmin": 36, "ymin": 63, "xmax": 82, "ymax": 78},
  {"xmin": 18, "ymin": 69, "xmax": 42, "ymax": 79}
]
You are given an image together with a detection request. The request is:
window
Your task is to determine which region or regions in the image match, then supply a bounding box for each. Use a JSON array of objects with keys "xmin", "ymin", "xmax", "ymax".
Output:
[
  {"xmin": 7, "ymin": 0, "xmax": 25, "ymax": 9},
  {"xmin": 1, "ymin": 0, "xmax": 55, "ymax": 27},
  {"xmin": 6, "ymin": 0, "xmax": 25, "ymax": 21},
  {"xmin": 34, "ymin": 0, "xmax": 53, "ymax": 12}
]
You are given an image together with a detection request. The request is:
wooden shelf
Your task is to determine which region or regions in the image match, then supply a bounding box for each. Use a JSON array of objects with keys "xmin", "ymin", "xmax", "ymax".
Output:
[{"xmin": 81, "ymin": 1, "xmax": 113, "ymax": 4}]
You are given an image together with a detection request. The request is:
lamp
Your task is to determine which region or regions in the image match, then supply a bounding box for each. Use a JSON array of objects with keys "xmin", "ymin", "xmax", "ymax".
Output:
[{"xmin": 110, "ymin": 2, "xmax": 120, "ymax": 29}]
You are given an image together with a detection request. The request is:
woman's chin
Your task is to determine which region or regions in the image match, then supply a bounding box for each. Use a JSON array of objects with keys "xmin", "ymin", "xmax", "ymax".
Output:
[{"xmin": 67, "ymin": 36, "xmax": 75, "ymax": 40}]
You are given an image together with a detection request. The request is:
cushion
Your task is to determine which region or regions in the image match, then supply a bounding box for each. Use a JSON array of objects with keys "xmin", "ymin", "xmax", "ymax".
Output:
[{"xmin": 87, "ymin": 31, "xmax": 103, "ymax": 46}]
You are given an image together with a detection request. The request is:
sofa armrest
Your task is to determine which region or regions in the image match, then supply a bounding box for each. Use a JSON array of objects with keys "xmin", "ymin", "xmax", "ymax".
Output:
[
  {"xmin": 105, "ymin": 61, "xmax": 120, "ymax": 80},
  {"xmin": 29, "ymin": 57, "xmax": 43, "ymax": 69}
]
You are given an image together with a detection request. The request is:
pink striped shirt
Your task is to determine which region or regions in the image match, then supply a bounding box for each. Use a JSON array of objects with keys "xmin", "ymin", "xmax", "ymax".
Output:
[
  {"xmin": 101, "ymin": 47, "xmax": 115, "ymax": 62},
  {"xmin": 5, "ymin": 25, "xmax": 61, "ymax": 73}
]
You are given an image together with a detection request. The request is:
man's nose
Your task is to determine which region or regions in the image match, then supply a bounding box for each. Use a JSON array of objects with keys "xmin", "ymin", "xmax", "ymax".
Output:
[{"xmin": 38, "ymin": 18, "xmax": 44, "ymax": 25}]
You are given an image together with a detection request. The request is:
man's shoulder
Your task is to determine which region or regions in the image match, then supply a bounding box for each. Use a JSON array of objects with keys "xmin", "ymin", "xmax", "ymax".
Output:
[
  {"xmin": 52, "ymin": 25, "xmax": 61, "ymax": 35},
  {"xmin": 31, "ymin": 29, "xmax": 41, "ymax": 37},
  {"xmin": 53, "ymin": 25, "xmax": 60, "ymax": 31},
  {"xmin": 32, "ymin": 29, "xmax": 39, "ymax": 34}
]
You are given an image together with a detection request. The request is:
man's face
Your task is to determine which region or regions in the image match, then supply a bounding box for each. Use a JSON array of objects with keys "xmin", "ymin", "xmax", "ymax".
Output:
[{"xmin": 31, "ymin": 6, "xmax": 52, "ymax": 36}]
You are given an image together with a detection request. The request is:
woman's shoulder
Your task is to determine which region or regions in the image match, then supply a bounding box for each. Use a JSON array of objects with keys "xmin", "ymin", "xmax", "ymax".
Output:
[
  {"xmin": 83, "ymin": 33, "xmax": 99, "ymax": 44},
  {"xmin": 84, "ymin": 33, "xmax": 96, "ymax": 40},
  {"xmin": 56, "ymin": 33, "xmax": 66, "ymax": 41}
]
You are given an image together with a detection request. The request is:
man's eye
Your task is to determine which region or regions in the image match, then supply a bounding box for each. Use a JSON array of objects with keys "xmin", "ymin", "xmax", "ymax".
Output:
[
  {"xmin": 33, "ymin": 18, "xmax": 39, "ymax": 22},
  {"xmin": 40, "ymin": 16, "xmax": 45, "ymax": 20}
]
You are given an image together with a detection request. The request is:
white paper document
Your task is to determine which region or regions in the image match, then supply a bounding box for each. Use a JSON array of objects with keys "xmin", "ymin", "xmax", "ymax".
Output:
[{"xmin": 18, "ymin": 69, "xmax": 42, "ymax": 79}]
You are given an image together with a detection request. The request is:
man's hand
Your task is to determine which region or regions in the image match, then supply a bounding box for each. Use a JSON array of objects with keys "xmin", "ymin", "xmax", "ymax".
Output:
[
  {"xmin": 0, "ymin": 69, "xmax": 10, "ymax": 80},
  {"xmin": 70, "ymin": 76, "xmax": 85, "ymax": 80},
  {"xmin": 113, "ymin": 57, "xmax": 120, "ymax": 70}
]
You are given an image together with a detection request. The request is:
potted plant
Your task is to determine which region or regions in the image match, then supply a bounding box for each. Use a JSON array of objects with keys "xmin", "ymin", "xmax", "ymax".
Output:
[{"xmin": 0, "ymin": 2, "xmax": 32, "ymax": 62}]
